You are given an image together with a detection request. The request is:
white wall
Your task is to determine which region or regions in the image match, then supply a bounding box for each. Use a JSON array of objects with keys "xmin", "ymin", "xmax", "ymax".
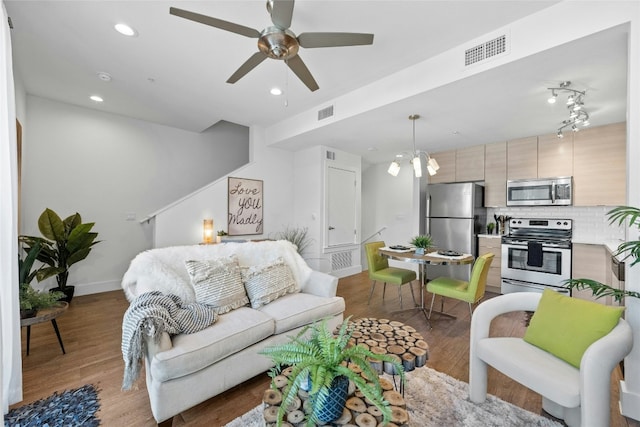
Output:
[
  {"xmin": 153, "ymin": 126, "xmax": 295, "ymax": 248},
  {"xmin": 361, "ymin": 162, "xmax": 417, "ymax": 272},
  {"xmin": 20, "ymin": 96, "xmax": 250, "ymax": 295}
]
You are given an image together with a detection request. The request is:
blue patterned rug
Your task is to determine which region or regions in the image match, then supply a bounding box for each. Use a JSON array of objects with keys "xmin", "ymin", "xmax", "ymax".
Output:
[{"xmin": 4, "ymin": 384, "xmax": 100, "ymax": 427}]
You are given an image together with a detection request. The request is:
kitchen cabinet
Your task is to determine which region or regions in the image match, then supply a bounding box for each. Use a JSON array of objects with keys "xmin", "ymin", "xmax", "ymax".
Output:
[
  {"xmin": 573, "ymin": 122, "xmax": 626, "ymax": 206},
  {"xmin": 428, "ymin": 149, "xmax": 456, "ymax": 183},
  {"xmin": 572, "ymin": 243, "xmax": 609, "ymax": 305},
  {"xmin": 455, "ymin": 145, "xmax": 485, "ymax": 182},
  {"xmin": 537, "ymin": 133, "xmax": 573, "ymax": 178},
  {"xmin": 484, "ymin": 141, "xmax": 507, "ymax": 207},
  {"xmin": 478, "ymin": 236, "xmax": 502, "ymax": 294},
  {"xmin": 507, "ymin": 136, "xmax": 538, "ymax": 180}
]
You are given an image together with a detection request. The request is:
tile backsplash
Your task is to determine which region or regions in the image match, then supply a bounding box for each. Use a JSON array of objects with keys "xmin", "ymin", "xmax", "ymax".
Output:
[{"xmin": 488, "ymin": 206, "xmax": 625, "ymax": 244}]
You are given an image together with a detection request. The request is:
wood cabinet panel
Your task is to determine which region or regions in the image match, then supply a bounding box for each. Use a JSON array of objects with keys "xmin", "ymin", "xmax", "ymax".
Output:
[
  {"xmin": 507, "ymin": 136, "xmax": 538, "ymax": 180},
  {"xmin": 573, "ymin": 122, "xmax": 626, "ymax": 206},
  {"xmin": 455, "ymin": 145, "xmax": 485, "ymax": 182},
  {"xmin": 572, "ymin": 243, "xmax": 608, "ymax": 304},
  {"xmin": 428, "ymin": 150, "xmax": 456, "ymax": 183},
  {"xmin": 479, "ymin": 236, "xmax": 502, "ymax": 293},
  {"xmin": 537, "ymin": 133, "xmax": 573, "ymax": 178},
  {"xmin": 484, "ymin": 141, "xmax": 507, "ymax": 207}
]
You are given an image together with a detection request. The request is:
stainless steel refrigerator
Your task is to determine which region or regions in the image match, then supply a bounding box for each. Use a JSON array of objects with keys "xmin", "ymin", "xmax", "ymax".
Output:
[{"xmin": 425, "ymin": 182, "xmax": 486, "ymax": 281}]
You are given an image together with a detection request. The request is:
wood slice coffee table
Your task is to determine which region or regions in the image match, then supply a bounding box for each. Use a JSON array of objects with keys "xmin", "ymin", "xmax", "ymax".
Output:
[
  {"xmin": 263, "ymin": 367, "xmax": 409, "ymax": 427},
  {"xmin": 347, "ymin": 317, "xmax": 429, "ymax": 375},
  {"xmin": 260, "ymin": 318, "xmax": 425, "ymax": 426}
]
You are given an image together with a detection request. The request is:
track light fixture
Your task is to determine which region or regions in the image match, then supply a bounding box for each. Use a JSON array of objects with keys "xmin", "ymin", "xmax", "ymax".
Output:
[
  {"xmin": 387, "ymin": 114, "xmax": 439, "ymax": 178},
  {"xmin": 546, "ymin": 81, "xmax": 590, "ymax": 138}
]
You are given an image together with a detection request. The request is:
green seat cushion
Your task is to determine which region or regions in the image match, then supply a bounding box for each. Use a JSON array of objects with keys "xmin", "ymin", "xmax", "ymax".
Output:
[
  {"xmin": 523, "ymin": 289, "xmax": 624, "ymax": 368},
  {"xmin": 427, "ymin": 277, "xmax": 474, "ymax": 303},
  {"xmin": 370, "ymin": 267, "xmax": 416, "ymax": 285}
]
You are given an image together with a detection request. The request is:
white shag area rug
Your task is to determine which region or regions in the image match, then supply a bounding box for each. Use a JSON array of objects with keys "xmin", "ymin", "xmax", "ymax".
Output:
[{"xmin": 224, "ymin": 366, "xmax": 563, "ymax": 427}]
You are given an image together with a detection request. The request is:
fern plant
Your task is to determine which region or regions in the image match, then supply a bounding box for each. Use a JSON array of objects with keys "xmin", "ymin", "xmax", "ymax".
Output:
[
  {"xmin": 564, "ymin": 206, "xmax": 640, "ymax": 301},
  {"xmin": 260, "ymin": 316, "xmax": 405, "ymax": 426},
  {"xmin": 410, "ymin": 234, "xmax": 433, "ymax": 249}
]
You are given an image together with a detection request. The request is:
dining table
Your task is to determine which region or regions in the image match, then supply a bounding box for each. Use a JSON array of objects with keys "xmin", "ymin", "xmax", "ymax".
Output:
[{"xmin": 378, "ymin": 247, "xmax": 475, "ymax": 327}]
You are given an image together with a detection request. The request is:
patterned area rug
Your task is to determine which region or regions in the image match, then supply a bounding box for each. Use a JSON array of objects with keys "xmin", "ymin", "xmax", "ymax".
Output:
[
  {"xmin": 4, "ymin": 384, "xmax": 100, "ymax": 427},
  {"xmin": 224, "ymin": 367, "xmax": 563, "ymax": 427}
]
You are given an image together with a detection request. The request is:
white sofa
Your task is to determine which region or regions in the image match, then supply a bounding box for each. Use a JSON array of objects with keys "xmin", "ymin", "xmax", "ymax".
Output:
[
  {"xmin": 469, "ymin": 292, "xmax": 633, "ymax": 427},
  {"xmin": 121, "ymin": 240, "xmax": 345, "ymax": 426}
]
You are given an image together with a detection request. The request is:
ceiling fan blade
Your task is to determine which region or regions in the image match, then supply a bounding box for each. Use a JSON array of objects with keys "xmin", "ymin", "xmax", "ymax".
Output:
[
  {"xmin": 298, "ymin": 32, "xmax": 374, "ymax": 48},
  {"xmin": 170, "ymin": 7, "xmax": 260, "ymax": 38},
  {"xmin": 286, "ymin": 55, "xmax": 319, "ymax": 92},
  {"xmin": 226, "ymin": 52, "xmax": 269, "ymax": 84},
  {"xmin": 270, "ymin": 0, "xmax": 295, "ymax": 29}
]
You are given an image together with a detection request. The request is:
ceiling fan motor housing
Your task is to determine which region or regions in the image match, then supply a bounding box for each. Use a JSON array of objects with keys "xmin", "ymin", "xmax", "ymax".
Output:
[{"xmin": 258, "ymin": 27, "xmax": 299, "ymax": 60}]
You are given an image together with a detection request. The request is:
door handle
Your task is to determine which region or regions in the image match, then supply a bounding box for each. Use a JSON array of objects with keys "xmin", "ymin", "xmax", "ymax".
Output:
[{"xmin": 328, "ymin": 226, "xmax": 335, "ymax": 230}]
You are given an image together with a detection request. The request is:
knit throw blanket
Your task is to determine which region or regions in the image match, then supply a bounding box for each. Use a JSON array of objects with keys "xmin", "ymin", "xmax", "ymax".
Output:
[{"xmin": 121, "ymin": 291, "xmax": 218, "ymax": 390}]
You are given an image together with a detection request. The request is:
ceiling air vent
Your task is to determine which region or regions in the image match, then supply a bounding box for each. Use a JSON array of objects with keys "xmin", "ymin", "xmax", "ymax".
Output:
[
  {"xmin": 318, "ymin": 105, "xmax": 334, "ymax": 121},
  {"xmin": 465, "ymin": 34, "xmax": 507, "ymax": 66}
]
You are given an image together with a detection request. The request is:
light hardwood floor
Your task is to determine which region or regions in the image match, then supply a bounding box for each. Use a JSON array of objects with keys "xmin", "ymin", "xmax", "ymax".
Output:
[{"xmin": 14, "ymin": 272, "xmax": 640, "ymax": 427}]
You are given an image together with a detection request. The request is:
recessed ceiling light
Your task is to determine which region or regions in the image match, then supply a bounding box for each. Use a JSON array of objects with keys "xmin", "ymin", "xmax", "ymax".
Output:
[
  {"xmin": 270, "ymin": 87, "xmax": 282, "ymax": 96},
  {"xmin": 90, "ymin": 95, "xmax": 104, "ymax": 103},
  {"xmin": 114, "ymin": 23, "xmax": 137, "ymax": 37},
  {"xmin": 97, "ymin": 72, "xmax": 112, "ymax": 82}
]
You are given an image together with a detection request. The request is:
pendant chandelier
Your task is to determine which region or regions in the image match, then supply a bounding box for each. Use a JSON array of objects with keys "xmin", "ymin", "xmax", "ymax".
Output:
[
  {"xmin": 387, "ymin": 114, "xmax": 439, "ymax": 178},
  {"xmin": 547, "ymin": 81, "xmax": 590, "ymax": 138}
]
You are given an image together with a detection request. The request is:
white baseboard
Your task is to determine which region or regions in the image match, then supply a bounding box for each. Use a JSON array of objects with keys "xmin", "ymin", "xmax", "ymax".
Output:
[
  {"xmin": 73, "ymin": 280, "xmax": 121, "ymax": 296},
  {"xmin": 620, "ymin": 380, "xmax": 640, "ymax": 421}
]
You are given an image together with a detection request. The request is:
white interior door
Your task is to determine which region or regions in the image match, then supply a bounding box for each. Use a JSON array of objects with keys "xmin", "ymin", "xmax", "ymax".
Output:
[{"xmin": 327, "ymin": 166, "xmax": 356, "ymax": 247}]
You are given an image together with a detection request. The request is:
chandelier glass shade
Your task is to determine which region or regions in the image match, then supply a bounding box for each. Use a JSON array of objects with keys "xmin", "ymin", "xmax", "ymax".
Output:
[
  {"xmin": 547, "ymin": 81, "xmax": 590, "ymax": 138},
  {"xmin": 388, "ymin": 114, "xmax": 439, "ymax": 178}
]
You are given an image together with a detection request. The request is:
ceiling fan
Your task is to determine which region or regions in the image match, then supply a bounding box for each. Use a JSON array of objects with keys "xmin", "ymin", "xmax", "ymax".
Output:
[{"xmin": 169, "ymin": 0, "xmax": 374, "ymax": 92}]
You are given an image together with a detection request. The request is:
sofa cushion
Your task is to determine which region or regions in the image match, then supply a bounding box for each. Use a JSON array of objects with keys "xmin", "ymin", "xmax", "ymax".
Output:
[
  {"xmin": 150, "ymin": 307, "xmax": 274, "ymax": 382},
  {"xmin": 242, "ymin": 257, "xmax": 299, "ymax": 308},
  {"xmin": 184, "ymin": 257, "xmax": 249, "ymax": 314},
  {"xmin": 523, "ymin": 289, "xmax": 624, "ymax": 368},
  {"xmin": 258, "ymin": 293, "xmax": 346, "ymax": 335}
]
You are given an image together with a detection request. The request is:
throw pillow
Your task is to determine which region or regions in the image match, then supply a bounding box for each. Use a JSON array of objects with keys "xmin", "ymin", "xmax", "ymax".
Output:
[
  {"xmin": 523, "ymin": 289, "xmax": 624, "ymax": 368},
  {"xmin": 184, "ymin": 257, "xmax": 249, "ymax": 314},
  {"xmin": 241, "ymin": 257, "xmax": 299, "ymax": 309}
]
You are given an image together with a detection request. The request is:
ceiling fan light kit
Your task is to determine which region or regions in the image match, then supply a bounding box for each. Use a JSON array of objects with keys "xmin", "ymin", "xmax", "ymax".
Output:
[
  {"xmin": 388, "ymin": 115, "xmax": 439, "ymax": 179},
  {"xmin": 169, "ymin": 0, "xmax": 374, "ymax": 92},
  {"xmin": 547, "ymin": 81, "xmax": 590, "ymax": 138}
]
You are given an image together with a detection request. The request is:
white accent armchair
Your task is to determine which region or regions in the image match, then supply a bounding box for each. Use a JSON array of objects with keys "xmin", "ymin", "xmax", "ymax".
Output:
[{"xmin": 469, "ymin": 292, "xmax": 633, "ymax": 427}]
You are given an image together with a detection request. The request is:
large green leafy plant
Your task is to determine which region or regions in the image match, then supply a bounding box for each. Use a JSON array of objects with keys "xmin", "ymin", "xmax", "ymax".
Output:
[
  {"xmin": 18, "ymin": 240, "xmax": 63, "ymax": 315},
  {"xmin": 565, "ymin": 206, "xmax": 640, "ymax": 301},
  {"xmin": 260, "ymin": 316, "xmax": 405, "ymax": 426},
  {"xmin": 19, "ymin": 208, "xmax": 100, "ymax": 292}
]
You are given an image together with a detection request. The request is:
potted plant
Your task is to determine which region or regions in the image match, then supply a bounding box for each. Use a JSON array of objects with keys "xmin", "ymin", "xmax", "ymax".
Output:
[
  {"xmin": 487, "ymin": 222, "xmax": 495, "ymax": 235},
  {"xmin": 19, "ymin": 240, "xmax": 64, "ymax": 318},
  {"xmin": 19, "ymin": 208, "xmax": 100, "ymax": 303},
  {"xmin": 216, "ymin": 230, "xmax": 227, "ymax": 244},
  {"xmin": 410, "ymin": 234, "xmax": 433, "ymax": 255},
  {"xmin": 564, "ymin": 206, "xmax": 640, "ymax": 301},
  {"xmin": 260, "ymin": 316, "xmax": 405, "ymax": 426}
]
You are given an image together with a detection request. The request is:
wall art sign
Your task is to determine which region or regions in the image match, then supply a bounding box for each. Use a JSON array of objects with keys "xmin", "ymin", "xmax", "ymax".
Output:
[{"xmin": 227, "ymin": 177, "xmax": 263, "ymax": 236}]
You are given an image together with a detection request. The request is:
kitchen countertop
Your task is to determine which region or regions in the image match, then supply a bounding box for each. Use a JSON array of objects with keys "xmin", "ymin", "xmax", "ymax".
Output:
[{"xmin": 478, "ymin": 234, "xmax": 502, "ymax": 239}]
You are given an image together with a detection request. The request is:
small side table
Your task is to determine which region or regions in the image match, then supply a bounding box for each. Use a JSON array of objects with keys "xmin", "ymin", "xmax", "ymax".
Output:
[{"xmin": 20, "ymin": 302, "xmax": 69, "ymax": 355}]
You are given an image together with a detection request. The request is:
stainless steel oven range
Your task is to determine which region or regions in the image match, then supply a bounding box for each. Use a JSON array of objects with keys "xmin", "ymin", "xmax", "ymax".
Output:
[{"xmin": 501, "ymin": 218, "xmax": 572, "ymax": 295}]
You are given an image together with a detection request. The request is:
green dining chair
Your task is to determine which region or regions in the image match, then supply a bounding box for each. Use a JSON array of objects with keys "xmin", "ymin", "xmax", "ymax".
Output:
[
  {"xmin": 427, "ymin": 253, "xmax": 494, "ymax": 320},
  {"xmin": 365, "ymin": 241, "xmax": 417, "ymax": 309}
]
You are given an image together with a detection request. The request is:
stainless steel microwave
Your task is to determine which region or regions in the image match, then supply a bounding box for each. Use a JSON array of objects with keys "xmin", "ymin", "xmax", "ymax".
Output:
[{"xmin": 506, "ymin": 177, "xmax": 572, "ymax": 206}]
